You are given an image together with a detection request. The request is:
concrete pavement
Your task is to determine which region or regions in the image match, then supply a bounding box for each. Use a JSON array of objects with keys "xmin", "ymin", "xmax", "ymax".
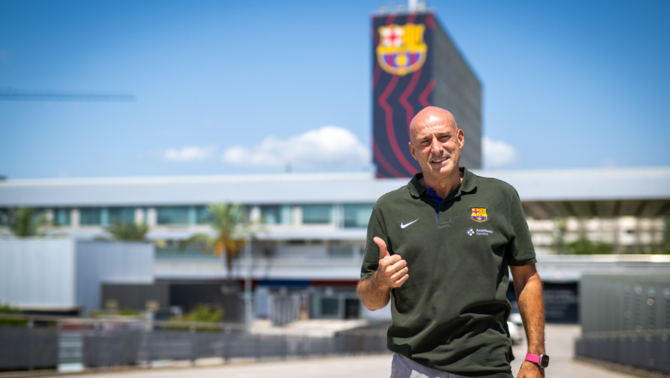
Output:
[{"xmin": 510, "ymin": 325, "xmax": 632, "ymax": 378}]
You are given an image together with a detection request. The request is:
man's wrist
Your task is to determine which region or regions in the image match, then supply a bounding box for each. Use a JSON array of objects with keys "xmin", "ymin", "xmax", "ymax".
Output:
[
  {"xmin": 525, "ymin": 353, "xmax": 549, "ymax": 369},
  {"xmin": 372, "ymin": 269, "xmax": 390, "ymax": 290}
]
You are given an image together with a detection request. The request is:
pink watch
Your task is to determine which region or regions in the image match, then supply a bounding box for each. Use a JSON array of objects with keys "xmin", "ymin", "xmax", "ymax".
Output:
[{"xmin": 525, "ymin": 353, "xmax": 550, "ymax": 368}]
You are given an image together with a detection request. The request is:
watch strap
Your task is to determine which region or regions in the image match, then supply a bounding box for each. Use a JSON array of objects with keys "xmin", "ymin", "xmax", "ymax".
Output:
[{"xmin": 525, "ymin": 353, "xmax": 541, "ymax": 364}]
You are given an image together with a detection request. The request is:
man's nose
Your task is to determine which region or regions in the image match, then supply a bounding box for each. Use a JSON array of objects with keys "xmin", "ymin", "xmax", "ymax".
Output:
[{"xmin": 430, "ymin": 137, "xmax": 443, "ymax": 155}]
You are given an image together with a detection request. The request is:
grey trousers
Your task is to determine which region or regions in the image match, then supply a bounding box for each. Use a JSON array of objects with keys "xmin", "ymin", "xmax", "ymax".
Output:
[{"xmin": 390, "ymin": 353, "xmax": 467, "ymax": 378}]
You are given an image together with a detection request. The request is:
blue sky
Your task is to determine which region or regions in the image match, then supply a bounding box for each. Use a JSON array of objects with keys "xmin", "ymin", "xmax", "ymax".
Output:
[{"xmin": 1, "ymin": 0, "xmax": 668, "ymax": 178}]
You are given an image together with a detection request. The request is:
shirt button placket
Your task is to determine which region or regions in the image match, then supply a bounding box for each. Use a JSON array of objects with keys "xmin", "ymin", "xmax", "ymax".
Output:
[{"xmin": 438, "ymin": 202, "xmax": 450, "ymax": 227}]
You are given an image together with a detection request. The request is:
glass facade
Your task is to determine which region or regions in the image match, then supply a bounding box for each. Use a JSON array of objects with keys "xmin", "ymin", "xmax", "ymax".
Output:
[
  {"xmin": 109, "ymin": 207, "xmax": 135, "ymax": 224},
  {"xmin": 0, "ymin": 208, "xmax": 8, "ymax": 226},
  {"xmin": 302, "ymin": 205, "xmax": 332, "ymax": 224},
  {"xmin": 12, "ymin": 203, "xmax": 370, "ymax": 229},
  {"xmin": 157, "ymin": 207, "xmax": 189, "ymax": 225},
  {"xmin": 79, "ymin": 208, "xmax": 103, "ymax": 226},
  {"xmin": 196, "ymin": 206, "xmax": 212, "ymax": 224},
  {"xmin": 320, "ymin": 298, "xmax": 340, "ymax": 317},
  {"xmin": 343, "ymin": 204, "xmax": 374, "ymax": 228},
  {"xmin": 328, "ymin": 246, "xmax": 354, "ymax": 258},
  {"xmin": 260, "ymin": 205, "xmax": 282, "ymax": 225},
  {"xmin": 53, "ymin": 208, "xmax": 71, "ymax": 226}
]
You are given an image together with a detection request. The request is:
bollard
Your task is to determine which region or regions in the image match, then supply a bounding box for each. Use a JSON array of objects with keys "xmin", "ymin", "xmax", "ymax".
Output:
[
  {"xmin": 96, "ymin": 322, "xmax": 104, "ymax": 370},
  {"xmin": 189, "ymin": 326, "xmax": 196, "ymax": 366},
  {"xmin": 254, "ymin": 333, "xmax": 260, "ymax": 361},
  {"xmin": 27, "ymin": 320, "xmax": 34, "ymax": 372},
  {"xmin": 222, "ymin": 328, "xmax": 230, "ymax": 363},
  {"xmin": 281, "ymin": 334, "xmax": 286, "ymax": 360}
]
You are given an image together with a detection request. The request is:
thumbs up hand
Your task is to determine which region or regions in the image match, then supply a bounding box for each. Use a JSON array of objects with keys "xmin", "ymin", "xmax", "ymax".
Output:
[{"xmin": 373, "ymin": 237, "xmax": 409, "ymax": 289}]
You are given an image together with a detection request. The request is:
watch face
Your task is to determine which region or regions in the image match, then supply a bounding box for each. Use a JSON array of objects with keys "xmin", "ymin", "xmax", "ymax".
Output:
[{"xmin": 540, "ymin": 355, "xmax": 550, "ymax": 368}]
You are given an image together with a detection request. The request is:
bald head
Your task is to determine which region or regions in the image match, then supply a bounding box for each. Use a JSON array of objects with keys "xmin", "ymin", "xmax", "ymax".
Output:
[
  {"xmin": 409, "ymin": 106, "xmax": 458, "ymax": 145},
  {"xmin": 407, "ymin": 106, "xmax": 464, "ymax": 181}
]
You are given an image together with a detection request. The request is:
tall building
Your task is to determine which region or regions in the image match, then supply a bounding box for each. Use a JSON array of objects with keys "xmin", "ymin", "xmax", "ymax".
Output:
[{"xmin": 372, "ymin": 9, "xmax": 482, "ymax": 177}]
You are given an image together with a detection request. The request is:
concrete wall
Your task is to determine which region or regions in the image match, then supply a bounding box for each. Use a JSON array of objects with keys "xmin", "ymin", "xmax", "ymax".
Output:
[
  {"xmin": 0, "ymin": 238, "xmax": 76, "ymax": 310},
  {"xmin": 75, "ymin": 241, "xmax": 153, "ymax": 314},
  {"xmin": 0, "ymin": 239, "xmax": 154, "ymax": 313}
]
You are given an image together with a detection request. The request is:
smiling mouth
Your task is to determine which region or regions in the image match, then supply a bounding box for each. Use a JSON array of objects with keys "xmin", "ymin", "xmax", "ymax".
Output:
[{"xmin": 430, "ymin": 156, "xmax": 448, "ymax": 164}]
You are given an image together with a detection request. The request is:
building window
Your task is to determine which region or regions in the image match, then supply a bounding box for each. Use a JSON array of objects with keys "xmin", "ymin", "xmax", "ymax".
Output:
[
  {"xmin": 80, "ymin": 208, "xmax": 102, "ymax": 226},
  {"xmin": 196, "ymin": 206, "xmax": 212, "ymax": 224},
  {"xmin": 343, "ymin": 204, "xmax": 374, "ymax": 228},
  {"xmin": 157, "ymin": 207, "xmax": 189, "ymax": 225},
  {"xmin": 53, "ymin": 208, "xmax": 71, "ymax": 226},
  {"xmin": 0, "ymin": 208, "xmax": 8, "ymax": 226},
  {"xmin": 109, "ymin": 207, "xmax": 135, "ymax": 224},
  {"xmin": 261, "ymin": 205, "xmax": 282, "ymax": 224},
  {"xmin": 328, "ymin": 246, "xmax": 354, "ymax": 258},
  {"xmin": 260, "ymin": 205, "xmax": 292, "ymax": 225},
  {"xmin": 302, "ymin": 205, "xmax": 332, "ymax": 224},
  {"xmin": 321, "ymin": 298, "xmax": 340, "ymax": 317}
]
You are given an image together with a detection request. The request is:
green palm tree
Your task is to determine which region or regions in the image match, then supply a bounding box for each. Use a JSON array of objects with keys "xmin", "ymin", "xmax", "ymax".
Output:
[
  {"xmin": 105, "ymin": 220, "xmax": 149, "ymax": 241},
  {"xmin": 180, "ymin": 203, "xmax": 257, "ymax": 278},
  {"xmin": 6, "ymin": 207, "xmax": 50, "ymax": 237}
]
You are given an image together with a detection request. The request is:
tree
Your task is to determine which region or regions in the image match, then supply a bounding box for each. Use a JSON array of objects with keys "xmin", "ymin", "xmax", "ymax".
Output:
[
  {"xmin": 180, "ymin": 203, "xmax": 255, "ymax": 278},
  {"xmin": 105, "ymin": 220, "xmax": 149, "ymax": 241},
  {"xmin": 6, "ymin": 207, "xmax": 50, "ymax": 237},
  {"xmin": 552, "ymin": 218, "xmax": 568, "ymax": 254}
]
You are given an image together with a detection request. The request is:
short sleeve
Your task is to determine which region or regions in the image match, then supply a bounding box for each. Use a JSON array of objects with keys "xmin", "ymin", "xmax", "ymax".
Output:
[
  {"xmin": 506, "ymin": 189, "xmax": 537, "ymax": 266},
  {"xmin": 360, "ymin": 206, "xmax": 388, "ymax": 281}
]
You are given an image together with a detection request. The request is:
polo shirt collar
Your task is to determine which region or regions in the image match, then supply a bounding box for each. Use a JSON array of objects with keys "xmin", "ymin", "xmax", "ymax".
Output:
[{"xmin": 408, "ymin": 167, "xmax": 478, "ymax": 199}]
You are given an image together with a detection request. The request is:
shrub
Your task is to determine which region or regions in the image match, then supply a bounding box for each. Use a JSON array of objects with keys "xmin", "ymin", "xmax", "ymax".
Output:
[
  {"xmin": 0, "ymin": 304, "xmax": 27, "ymax": 326},
  {"xmin": 566, "ymin": 239, "xmax": 613, "ymax": 255}
]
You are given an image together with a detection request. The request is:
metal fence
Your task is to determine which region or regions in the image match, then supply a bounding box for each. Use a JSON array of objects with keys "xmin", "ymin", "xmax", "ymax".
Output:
[
  {"xmin": 0, "ymin": 314, "xmax": 389, "ymax": 372},
  {"xmin": 575, "ymin": 329, "xmax": 670, "ymax": 374},
  {"xmin": 269, "ymin": 293, "xmax": 301, "ymax": 326}
]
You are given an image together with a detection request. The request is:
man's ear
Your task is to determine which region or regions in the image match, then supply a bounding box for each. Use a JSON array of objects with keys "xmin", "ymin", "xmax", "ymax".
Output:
[
  {"xmin": 408, "ymin": 141, "xmax": 418, "ymax": 161},
  {"xmin": 457, "ymin": 129, "xmax": 465, "ymax": 148}
]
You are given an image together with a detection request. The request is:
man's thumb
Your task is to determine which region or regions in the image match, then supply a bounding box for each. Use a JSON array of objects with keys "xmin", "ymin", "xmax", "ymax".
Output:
[{"xmin": 374, "ymin": 237, "xmax": 389, "ymax": 259}]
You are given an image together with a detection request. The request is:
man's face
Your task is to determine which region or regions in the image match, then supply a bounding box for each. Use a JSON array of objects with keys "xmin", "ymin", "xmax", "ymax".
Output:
[{"xmin": 408, "ymin": 113, "xmax": 464, "ymax": 179}]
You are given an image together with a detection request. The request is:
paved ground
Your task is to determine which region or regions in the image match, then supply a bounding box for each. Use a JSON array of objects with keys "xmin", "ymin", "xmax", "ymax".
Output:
[
  {"xmin": 58, "ymin": 325, "xmax": 633, "ymax": 378},
  {"xmin": 510, "ymin": 325, "xmax": 632, "ymax": 378}
]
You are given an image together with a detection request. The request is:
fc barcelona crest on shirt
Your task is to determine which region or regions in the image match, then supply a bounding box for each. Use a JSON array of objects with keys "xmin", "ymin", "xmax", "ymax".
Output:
[
  {"xmin": 471, "ymin": 208, "xmax": 488, "ymax": 223},
  {"xmin": 376, "ymin": 23, "xmax": 427, "ymax": 76}
]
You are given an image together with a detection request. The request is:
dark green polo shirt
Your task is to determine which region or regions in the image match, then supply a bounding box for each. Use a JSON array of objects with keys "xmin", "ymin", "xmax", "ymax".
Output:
[{"xmin": 360, "ymin": 168, "xmax": 536, "ymax": 378}]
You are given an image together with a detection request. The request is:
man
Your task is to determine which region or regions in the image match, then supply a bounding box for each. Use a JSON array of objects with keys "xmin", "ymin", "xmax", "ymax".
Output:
[{"xmin": 357, "ymin": 106, "xmax": 546, "ymax": 378}]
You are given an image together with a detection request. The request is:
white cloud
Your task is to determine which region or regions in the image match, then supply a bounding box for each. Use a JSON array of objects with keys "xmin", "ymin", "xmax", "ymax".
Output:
[
  {"xmin": 162, "ymin": 145, "xmax": 216, "ymax": 161},
  {"xmin": 222, "ymin": 126, "xmax": 370, "ymax": 169},
  {"xmin": 600, "ymin": 159, "xmax": 617, "ymax": 167},
  {"xmin": 483, "ymin": 137, "xmax": 518, "ymax": 168}
]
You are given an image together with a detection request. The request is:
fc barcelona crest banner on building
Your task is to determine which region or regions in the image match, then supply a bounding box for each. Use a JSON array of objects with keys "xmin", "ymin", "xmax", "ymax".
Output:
[
  {"xmin": 377, "ymin": 23, "xmax": 427, "ymax": 76},
  {"xmin": 372, "ymin": 12, "xmax": 435, "ymax": 178}
]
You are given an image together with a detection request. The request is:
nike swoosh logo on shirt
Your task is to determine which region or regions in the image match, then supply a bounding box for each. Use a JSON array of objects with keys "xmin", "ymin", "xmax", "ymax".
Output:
[{"xmin": 400, "ymin": 219, "xmax": 419, "ymax": 229}]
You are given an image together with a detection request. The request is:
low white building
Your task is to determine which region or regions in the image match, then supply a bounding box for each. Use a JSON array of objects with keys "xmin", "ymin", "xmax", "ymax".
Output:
[
  {"xmin": 1, "ymin": 167, "xmax": 669, "ymax": 321},
  {"xmin": 0, "ymin": 239, "xmax": 153, "ymax": 314}
]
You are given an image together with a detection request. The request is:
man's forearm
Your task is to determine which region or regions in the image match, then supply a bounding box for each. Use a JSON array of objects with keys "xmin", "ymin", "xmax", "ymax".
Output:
[
  {"xmin": 357, "ymin": 273, "xmax": 391, "ymax": 311},
  {"xmin": 516, "ymin": 272, "xmax": 545, "ymax": 354}
]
